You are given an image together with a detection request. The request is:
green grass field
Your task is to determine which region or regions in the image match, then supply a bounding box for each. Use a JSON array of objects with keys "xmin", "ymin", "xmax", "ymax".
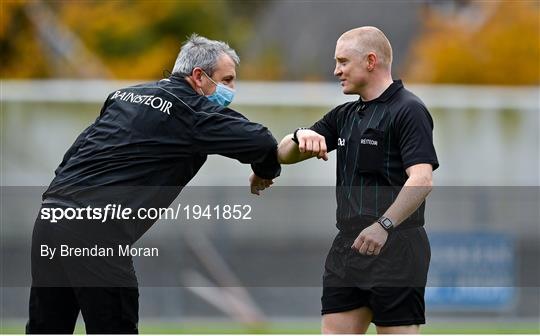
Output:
[{"xmin": 2, "ymin": 320, "xmax": 539, "ymax": 334}]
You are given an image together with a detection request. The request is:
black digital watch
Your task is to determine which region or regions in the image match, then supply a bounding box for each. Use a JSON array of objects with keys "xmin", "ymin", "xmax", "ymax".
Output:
[{"xmin": 377, "ymin": 216, "xmax": 395, "ymax": 233}]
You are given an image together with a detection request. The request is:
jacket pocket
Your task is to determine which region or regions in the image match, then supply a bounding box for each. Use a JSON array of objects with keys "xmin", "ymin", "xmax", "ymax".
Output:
[{"xmin": 355, "ymin": 128, "xmax": 384, "ymax": 173}]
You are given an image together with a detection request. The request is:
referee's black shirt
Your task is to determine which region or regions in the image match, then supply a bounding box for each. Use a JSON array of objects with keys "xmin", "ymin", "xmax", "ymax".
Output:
[
  {"xmin": 311, "ymin": 80, "xmax": 438, "ymax": 233},
  {"xmin": 42, "ymin": 75, "xmax": 281, "ymax": 243}
]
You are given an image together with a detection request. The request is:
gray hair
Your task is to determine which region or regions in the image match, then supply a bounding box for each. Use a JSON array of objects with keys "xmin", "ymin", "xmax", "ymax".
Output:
[{"xmin": 172, "ymin": 34, "xmax": 240, "ymax": 77}]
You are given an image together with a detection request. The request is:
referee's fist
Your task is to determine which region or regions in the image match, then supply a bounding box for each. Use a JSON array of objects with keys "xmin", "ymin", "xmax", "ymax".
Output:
[{"xmin": 296, "ymin": 129, "xmax": 329, "ymax": 161}]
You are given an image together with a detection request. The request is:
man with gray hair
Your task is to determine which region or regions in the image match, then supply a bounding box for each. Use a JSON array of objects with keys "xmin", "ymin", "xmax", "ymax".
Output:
[
  {"xmin": 27, "ymin": 34, "xmax": 280, "ymax": 333},
  {"xmin": 172, "ymin": 34, "xmax": 240, "ymax": 107}
]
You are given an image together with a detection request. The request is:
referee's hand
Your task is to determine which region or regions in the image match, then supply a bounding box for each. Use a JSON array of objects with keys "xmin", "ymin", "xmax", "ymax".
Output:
[
  {"xmin": 351, "ymin": 223, "xmax": 388, "ymax": 256},
  {"xmin": 296, "ymin": 129, "xmax": 328, "ymax": 161}
]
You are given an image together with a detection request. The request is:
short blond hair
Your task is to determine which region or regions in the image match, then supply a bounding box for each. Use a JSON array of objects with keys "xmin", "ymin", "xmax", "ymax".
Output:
[{"xmin": 339, "ymin": 26, "xmax": 393, "ymax": 69}]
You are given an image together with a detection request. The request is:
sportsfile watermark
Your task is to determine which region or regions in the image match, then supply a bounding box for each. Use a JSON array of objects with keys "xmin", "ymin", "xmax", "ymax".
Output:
[
  {"xmin": 2, "ymin": 186, "xmax": 539, "ymax": 287},
  {"xmin": 40, "ymin": 203, "xmax": 253, "ymax": 223}
]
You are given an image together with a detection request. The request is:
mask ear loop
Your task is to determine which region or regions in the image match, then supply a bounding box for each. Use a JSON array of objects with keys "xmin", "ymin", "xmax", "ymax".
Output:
[
  {"xmin": 202, "ymin": 70, "xmax": 220, "ymax": 87},
  {"xmin": 197, "ymin": 70, "xmax": 206, "ymax": 96},
  {"xmin": 199, "ymin": 70, "xmax": 218, "ymax": 97},
  {"xmin": 203, "ymin": 71, "xmax": 235, "ymax": 95}
]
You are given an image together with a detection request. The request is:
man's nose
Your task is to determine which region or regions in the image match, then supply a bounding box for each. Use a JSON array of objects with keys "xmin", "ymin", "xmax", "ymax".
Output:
[{"xmin": 334, "ymin": 65, "xmax": 341, "ymax": 77}]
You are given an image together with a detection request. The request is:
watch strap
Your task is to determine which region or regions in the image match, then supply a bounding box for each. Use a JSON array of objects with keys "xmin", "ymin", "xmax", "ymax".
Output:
[{"xmin": 292, "ymin": 127, "xmax": 309, "ymax": 145}]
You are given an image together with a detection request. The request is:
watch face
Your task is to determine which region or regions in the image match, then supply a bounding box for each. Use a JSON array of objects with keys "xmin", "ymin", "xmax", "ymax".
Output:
[{"xmin": 381, "ymin": 218, "xmax": 393, "ymax": 229}]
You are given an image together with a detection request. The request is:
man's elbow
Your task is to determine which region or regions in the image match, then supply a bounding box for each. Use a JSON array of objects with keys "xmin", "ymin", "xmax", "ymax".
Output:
[
  {"xmin": 407, "ymin": 163, "xmax": 434, "ymax": 192},
  {"xmin": 255, "ymin": 133, "xmax": 278, "ymax": 153},
  {"xmin": 409, "ymin": 173, "xmax": 433, "ymax": 193},
  {"xmin": 421, "ymin": 174, "xmax": 433, "ymax": 193}
]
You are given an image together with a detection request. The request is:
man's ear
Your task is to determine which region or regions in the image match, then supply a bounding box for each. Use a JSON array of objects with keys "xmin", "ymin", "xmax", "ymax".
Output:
[
  {"xmin": 191, "ymin": 67, "xmax": 204, "ymax": 87},
  {"xmin": 367, "ymin": 53, "xmax": 377, "ymax": 72}
]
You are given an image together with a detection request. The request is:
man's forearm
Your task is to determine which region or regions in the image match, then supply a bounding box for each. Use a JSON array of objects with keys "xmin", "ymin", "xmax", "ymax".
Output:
[
  {"xmin": 382, "ymin": 175, "xmax": 433, "ymax": 227},
  {"xmin": 278, "ymin": 132, "xmax": 328, "ymax": 164},
  {"xmin": 277, "ymin": 134, "xmax": 304, "ymax": 164}
]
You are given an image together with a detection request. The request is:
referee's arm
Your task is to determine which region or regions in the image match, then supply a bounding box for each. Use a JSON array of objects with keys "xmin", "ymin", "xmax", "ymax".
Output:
[
  {"xmin": 351, "ymin": 163, "xmax": 434, "ymax": 256},
  {"xmin": 382, "ymin": 163, "xmax": 433, "ymax": 227},
  {"xmin": 277, "ymin": 130, "xmax": 328, "ymax": 164}
]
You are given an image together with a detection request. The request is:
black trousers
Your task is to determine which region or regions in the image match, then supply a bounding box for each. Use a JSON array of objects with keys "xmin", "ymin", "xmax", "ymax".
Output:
[
  {"xmin": 26, "ymin": 286, "xmax": 139, "ymax": 334},
  {"xmin": 27, "ymin": 209, "xmax": 139, "ymax": 334}
]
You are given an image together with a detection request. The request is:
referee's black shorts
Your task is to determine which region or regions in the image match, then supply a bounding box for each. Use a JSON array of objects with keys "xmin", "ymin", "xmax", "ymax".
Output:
[{"xmin": 321, "ymin": 226, "xmax": 430, "ymax": 326}]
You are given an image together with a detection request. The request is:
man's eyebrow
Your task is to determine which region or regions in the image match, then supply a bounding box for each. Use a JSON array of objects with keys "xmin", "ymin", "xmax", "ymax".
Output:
[{"xmin": 335, "ymin": 56, "xmax": 348, "ymax": 61}]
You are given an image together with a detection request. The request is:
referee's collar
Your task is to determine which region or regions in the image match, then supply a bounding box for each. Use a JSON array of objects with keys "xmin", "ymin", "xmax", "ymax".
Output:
[{"xmin": 359, "ymin": 79, "xmax": 403, "ymax": 104}]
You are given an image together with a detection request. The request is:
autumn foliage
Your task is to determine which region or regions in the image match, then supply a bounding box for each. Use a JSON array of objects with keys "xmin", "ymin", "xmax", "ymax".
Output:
[
  {"xmin": 404, "ymin": 1, "xmax": 540, "ymax": 85},
  {"xmin": 0, "ymin": 0, "xmax": 256, "ymax": 79},
  {"xmin": 1, "ymin": 0, "xmax": 538, "ymax": 85}
]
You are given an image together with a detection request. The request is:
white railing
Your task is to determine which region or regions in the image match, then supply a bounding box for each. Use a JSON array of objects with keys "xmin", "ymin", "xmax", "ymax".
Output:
[
  {"xmin": 1, "ymin": 80, "xmax": 538, "ymax": 187},
  {"xmin": 2, "ymin": 80, "xmax": 538, "ymax": 110}
]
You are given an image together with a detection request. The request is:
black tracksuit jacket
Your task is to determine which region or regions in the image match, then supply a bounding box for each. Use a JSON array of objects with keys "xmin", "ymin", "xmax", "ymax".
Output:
[{"xmin": 41, "ymin": 75, "xmax": 281, "ymax": 244}]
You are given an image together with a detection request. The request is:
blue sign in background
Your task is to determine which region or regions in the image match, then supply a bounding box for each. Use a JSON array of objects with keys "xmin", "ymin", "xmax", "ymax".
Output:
[{"xmin": 426, "ymin": 232, "xmax": 516, "ymax": 311}]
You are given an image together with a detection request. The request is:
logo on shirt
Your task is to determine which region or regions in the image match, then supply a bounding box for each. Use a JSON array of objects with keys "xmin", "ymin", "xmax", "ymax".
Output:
[
  {"xmin": 338, "ymin": 138, "xmax": 346, "ymax": 146},
  {"xmin": 111, "ymin": 90, "xmax": 173, "ymax": 115},
  {"xmin": 360, "ymin": 138, "xmax": 378, "ymax": 146}
]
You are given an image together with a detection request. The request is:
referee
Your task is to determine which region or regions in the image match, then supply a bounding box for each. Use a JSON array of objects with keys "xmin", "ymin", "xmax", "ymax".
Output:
[
  {"xmin": 27, "ymin": 34, "xmax": 280, "ymax": 334},
  {"xmin": 278, "ymin": 26, "xmax": 438, "ymax": 334}
]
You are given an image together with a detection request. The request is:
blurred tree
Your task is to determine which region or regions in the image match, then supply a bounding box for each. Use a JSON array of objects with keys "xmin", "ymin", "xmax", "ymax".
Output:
[
  {"xmin": 241, "ymin": 43, "xmax": 285, "ymax": 81},
  {"xmin": 0, "ymin": 0, "xmax": 266, "ymax": 79},
  {"xmin": 1, "ymin": 0, "xmax": 51, "ymax": 78},
  {"xmin": 404, "ymin": 1, "xmax": 540, "ymax": 85}
]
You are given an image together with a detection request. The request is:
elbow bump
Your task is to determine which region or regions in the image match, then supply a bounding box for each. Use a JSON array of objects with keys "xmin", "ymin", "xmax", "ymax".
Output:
[{"xmin": 258, "ymin": 135, "xmax": 278, "ymax": 152}]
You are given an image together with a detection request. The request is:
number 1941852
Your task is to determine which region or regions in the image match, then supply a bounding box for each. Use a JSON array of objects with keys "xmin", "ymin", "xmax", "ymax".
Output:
[{"xmin": 183, "ymin": 204, "xmax": 252, "ymax": 220}]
